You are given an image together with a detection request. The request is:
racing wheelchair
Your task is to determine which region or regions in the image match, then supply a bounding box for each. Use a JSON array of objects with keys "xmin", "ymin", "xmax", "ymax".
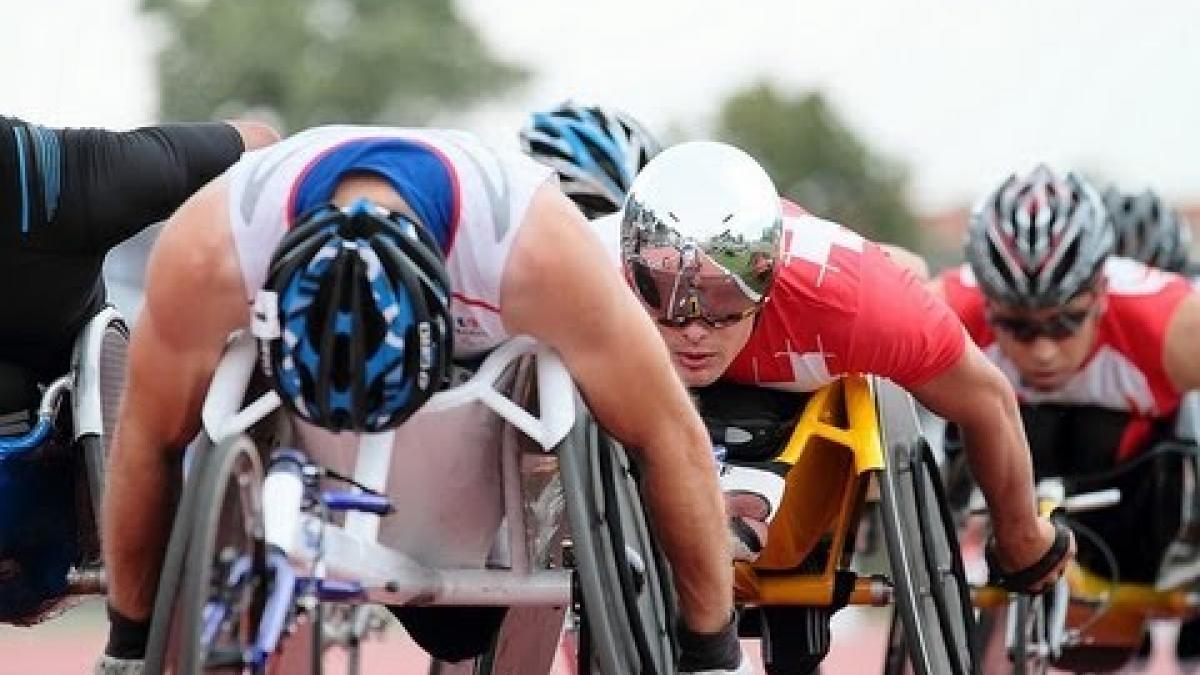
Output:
[
  {"xmin": 143, "ymin": 330, "xmax": 978, "ymax": 674},
  {"xmin": 707, "ymin": 376, "xmax": 977, "ymax": 675},
  {"xmin": 144, "ymin": 333, "xmax": 676, "ymax": 674},
  {"xmin": 0, "ymin": 306, "xmax": 129, "ymax": 624},
  {"xmin": 950, "ymin": 401, "xmax": 1200, "ymax": 674}
]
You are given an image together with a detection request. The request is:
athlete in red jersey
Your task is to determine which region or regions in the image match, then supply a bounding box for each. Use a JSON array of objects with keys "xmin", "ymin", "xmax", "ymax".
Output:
[
  {"xmin": 615, "ymin": 141, "xmax": 1072, "ymax": 669},
  {"xmin": 935, "ymin": 165, "xmax": 1200, "ymax": 670},
  {"xmin": 940, "ymin": 257, "xmax": 1194, "ymax": 459},
  {"xmin": 723, "ymin": 207, "xmax": 963, "ymax": 392}
]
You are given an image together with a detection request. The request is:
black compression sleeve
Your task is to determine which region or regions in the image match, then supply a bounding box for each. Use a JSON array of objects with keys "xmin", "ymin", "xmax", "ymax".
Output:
[{"xmin": 52, "ymin": 121, "xmax": 245, "ymax": 253}]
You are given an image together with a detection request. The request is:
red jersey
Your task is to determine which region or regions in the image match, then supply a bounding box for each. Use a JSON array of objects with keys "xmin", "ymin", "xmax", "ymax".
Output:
[
  {"xmin": 724, "ymin": 211, "xmax": 965, "ymax": 391},
  {"xmin": 940, "ymin": 258, "xmax": 1190, "ymax": 419}
]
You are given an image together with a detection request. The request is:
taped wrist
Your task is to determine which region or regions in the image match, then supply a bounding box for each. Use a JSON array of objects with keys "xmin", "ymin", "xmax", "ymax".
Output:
[
  {"xmin": 719, "ymin": 462, "xmax": 786, "ymax": 523},
  {"xmin": 104, "ymin": 604, "xmax": 151, "ymax": 660},
  {"xmin": 678, "ymin": 611, "xmax": 742, "ymax": 672}
]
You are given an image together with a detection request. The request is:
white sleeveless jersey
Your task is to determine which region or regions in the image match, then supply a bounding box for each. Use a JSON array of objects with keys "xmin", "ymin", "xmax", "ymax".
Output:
[{"xmin": 225, "ymin": 125, "xmax": 553, "ymax": 356}]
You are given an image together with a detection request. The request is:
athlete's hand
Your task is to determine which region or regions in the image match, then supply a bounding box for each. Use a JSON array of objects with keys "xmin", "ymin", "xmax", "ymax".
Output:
[
  {"xmin": 990, "ymin": 516, "xmax": 1075, "ymax": 594},
  {"xmin": 720, "ymin": 464, "xmax": 786, "ymax": 563},
  {"xmin": 725, "ymin": 492, "xmax": 771, "ymax": 563}
]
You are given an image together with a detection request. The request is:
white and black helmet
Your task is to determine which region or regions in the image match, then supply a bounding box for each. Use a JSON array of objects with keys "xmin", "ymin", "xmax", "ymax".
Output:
[
  {"xmin": 520, "ymin": 101, "xmax": 661, "ymax": 219},
  {"xmin": 1103, "ymin": 186, "xmax": 1192, "ymax": 273},
  {"xmin": 966, "ymin": 165, "xmax": 1113, "ymax": 308}
]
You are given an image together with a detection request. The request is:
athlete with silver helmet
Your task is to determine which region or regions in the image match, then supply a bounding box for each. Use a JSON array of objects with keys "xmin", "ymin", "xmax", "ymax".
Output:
[
  {"xmin": 601, "ymin": 141, "xmax": 1070, "ymax": 671},
  {"xmin": 520, "ymin": 101, "xmax": 661, "ymax": 218},
  {"xmin": 936, "ymin": 165, "xmax": 1200, "ymax": 671},
  {"xmin": 97, "ymin": 126, "xmax": 746, "ymax": 674}
]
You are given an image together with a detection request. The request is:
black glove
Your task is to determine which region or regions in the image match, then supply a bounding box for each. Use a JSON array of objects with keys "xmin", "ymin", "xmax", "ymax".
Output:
[
  {"xmin": 678, "ymin": 612, "xmax": 749, "ymax": 674},
  {"xmin": 104, "ymin": 604, "xmax": 151, "ymax": 659}
]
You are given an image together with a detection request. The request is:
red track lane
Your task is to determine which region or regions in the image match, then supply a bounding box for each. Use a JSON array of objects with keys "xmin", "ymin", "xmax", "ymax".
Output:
[{"xmin": 0, "ymin": 602, "xmax": 1188, "ymax": 674}]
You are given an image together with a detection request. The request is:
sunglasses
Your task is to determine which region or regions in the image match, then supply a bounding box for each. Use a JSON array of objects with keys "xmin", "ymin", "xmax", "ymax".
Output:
[
  {"xmin": 628, "ymin": 259, "xmax": 760, "ymax": 329},
  {"xmin": 987, "ymin": 305, "xmax": 1096, "ymax": 343}
]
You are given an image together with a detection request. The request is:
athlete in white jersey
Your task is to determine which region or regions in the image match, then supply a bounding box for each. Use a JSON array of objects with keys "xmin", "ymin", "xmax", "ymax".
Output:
[
  {"xmin": 226, "ymin": 126, "xmax": 548, "ymax": 356},
  {"xmin": 99, "ymin": 126, "xmax": 746, "ymax": 674}
]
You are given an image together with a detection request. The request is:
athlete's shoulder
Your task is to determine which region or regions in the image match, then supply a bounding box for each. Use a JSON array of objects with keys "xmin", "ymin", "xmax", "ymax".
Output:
[
  {"xmin": 778, "ymin": 211, "xmax": 866, "ymax": 268},
  {"xmin": 937, "ymin": 264, "xmax": 981, "ymax": 297},
  {"xmin": 779, "ymin": 197, "xmax": 809, "ymax": 217},
  {"xmin": 1102, "ymin": 256, "xmax": 1187, "ymax": 296},
  {"xmin": 1101, "ymin": 257, "xmax": 1193, "ymax": 334}
]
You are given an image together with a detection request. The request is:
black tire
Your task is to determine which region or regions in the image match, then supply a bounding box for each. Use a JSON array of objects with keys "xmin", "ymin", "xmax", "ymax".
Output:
[
  {"xmin": 882, "ymin": 610, "xmax": 915, "ymax": 675},
  {"xmin": 145, "ymin": 435, "xmax": 218, "ymax": 674},
  {"xmin": 876, "ymin": 380, "xmax": 978, "ymax": 675},
  {"xmin": 558, "ymin": 405, "xmax": 676, "ymax": 675},
  {"xmin": 148, "ymin": 436, "xmax": 267, "ymax": 674},
  {"xmin": 1010, "ymin": 595, "xmax": 1031, "ymax": 675}
]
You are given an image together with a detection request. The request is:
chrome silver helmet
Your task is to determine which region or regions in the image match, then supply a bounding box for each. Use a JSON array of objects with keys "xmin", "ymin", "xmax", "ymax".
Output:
[{"xmin": 621, "ymin": 141, "xmax": 782, "ymax": 326}]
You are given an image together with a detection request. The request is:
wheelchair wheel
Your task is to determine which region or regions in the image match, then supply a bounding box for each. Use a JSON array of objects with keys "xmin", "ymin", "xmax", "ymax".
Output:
[
  {"xmin": 558, "ymin": 405, "xmax": 676, "ymax": 675},
  {"xmin": 876, "ymin": 381, "xmax": 978, "ymax": 675},
  {"xmin": 77, "ymin": 311, "xmax": 129, "ymax": 562},
  {"xmin": 146, "ymin": 435, "xmax": 218, "ymax": 673},
  {"xmin": 1007, "ymin": 594, "xmax": 1050, "ymax": 675},
  {"xmin": 146, "ymin": 436, "xmax": 267, "ymax": 674}
]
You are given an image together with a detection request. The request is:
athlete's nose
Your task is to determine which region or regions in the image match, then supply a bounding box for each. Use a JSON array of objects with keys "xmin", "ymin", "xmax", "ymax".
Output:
[
  {"xmin": 1027, "ymin": 337, "xmax": 1060, "ymax": 365},
  {"xmin": 680, "ymin": 320, "xmax": 711, "ymax": 344}
]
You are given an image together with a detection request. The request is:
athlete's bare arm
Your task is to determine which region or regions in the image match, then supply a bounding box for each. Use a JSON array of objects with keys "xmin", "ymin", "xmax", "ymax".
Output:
[
  {"xmin": 502, "ymin": 183, "xmax": 734, "ymax": 633},
  {"xmin": 103, "ymin": 179, "xmax": 251, "ymax": 619},
  {"xmin": 224, "ymin": 119, "xmax": 280, "ymax": 151},
  {"xmin": 912, "ymin": 338, "xmax": 1069, "ymax": 587},
  {"xmin": 1165, "ymin": 293, "xmax": 1200, "ymax": 392}
]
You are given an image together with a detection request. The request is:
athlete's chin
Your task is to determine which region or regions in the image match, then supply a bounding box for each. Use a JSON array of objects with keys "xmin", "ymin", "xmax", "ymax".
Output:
[{"xmin": 1023, "ymin": 372, "xmax": 1069, "ymax": 391}]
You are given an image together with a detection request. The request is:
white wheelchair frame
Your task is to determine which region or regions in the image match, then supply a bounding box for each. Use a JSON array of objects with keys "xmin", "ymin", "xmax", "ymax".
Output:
[
  {"xmin": 157, "ymin": 331, "xmax": 676, "ymax": 674},
  {"xmin": 203, "ymin": 333, "xmax": 577, "ymax": 608}
]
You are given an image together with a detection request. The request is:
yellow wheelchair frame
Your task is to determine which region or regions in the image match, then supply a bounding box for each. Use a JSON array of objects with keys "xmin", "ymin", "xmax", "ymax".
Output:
[
  {"xmin": 733, "ymin": 375, "xmax": 886, "ymax": 606},
  {"xmin": 731, "ymin": 374, "xmax": 978, "ymax": 675}
]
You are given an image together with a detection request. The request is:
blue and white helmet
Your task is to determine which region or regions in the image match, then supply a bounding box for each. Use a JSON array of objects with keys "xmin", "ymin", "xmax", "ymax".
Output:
[
  {"xmin": 520, "ymin": 101, "xmax": 662, "ymax": 218},
  {"xmin": 253, "ymin": 199, "xmax": 452, "ymax": 432}
]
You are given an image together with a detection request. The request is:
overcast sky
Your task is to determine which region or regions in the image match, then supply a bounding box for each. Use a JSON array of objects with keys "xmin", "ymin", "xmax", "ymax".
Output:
[{"xmin": 8, "ymin": 0, "xmax": 1200, "ymax": 210}]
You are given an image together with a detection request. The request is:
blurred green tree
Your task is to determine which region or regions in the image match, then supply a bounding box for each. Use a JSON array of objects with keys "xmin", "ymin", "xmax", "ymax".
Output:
[
  {"xmin": 715, "ymin": 82, "xmax": 920, "ymax": 247},
  {"xmin": 140, "ymin": 0, "xmax": 527, "ymax": 132}
]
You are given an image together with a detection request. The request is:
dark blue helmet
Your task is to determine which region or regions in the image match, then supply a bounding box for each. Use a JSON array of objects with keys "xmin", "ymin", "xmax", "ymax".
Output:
[{"xmin": 254, "ymin": 199, "xmax": 452, "ymax": 432}]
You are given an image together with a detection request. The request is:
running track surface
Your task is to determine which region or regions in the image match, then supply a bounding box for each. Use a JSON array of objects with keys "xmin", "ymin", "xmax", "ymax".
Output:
[{"xmin": 0, "ymin": 601, "xmax": 1191, "ymax": 675}]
